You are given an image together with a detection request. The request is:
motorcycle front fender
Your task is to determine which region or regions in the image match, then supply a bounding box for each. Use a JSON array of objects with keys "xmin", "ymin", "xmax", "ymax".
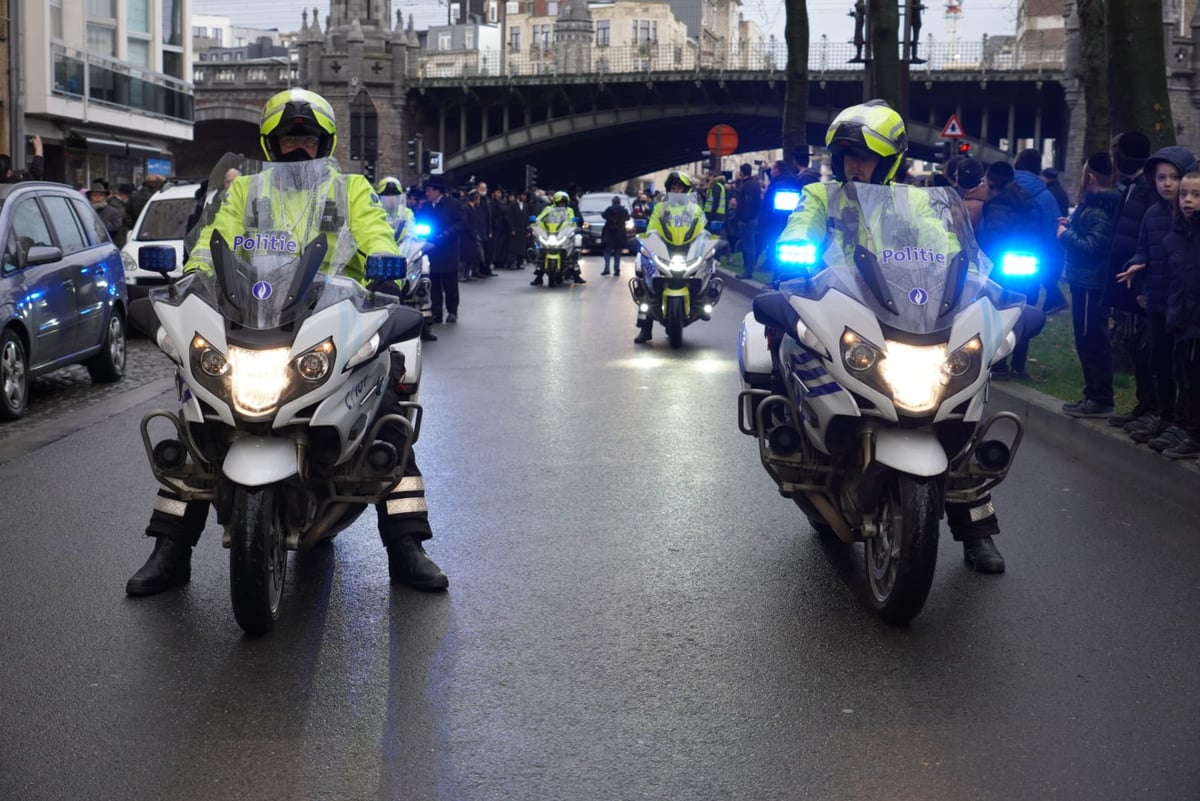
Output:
[
  {"xmin": 222, "ymin": 437, "xmax": 299, "ymax": 487},
  {"xmin": 872, "ymin": 429, "xmax": 948, "ymax": 478}
]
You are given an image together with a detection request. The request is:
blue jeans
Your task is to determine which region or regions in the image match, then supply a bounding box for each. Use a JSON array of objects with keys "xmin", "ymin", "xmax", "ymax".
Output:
[{"xmin": 603, "ymin": 248, "xmax": 622, "ymax": 274}]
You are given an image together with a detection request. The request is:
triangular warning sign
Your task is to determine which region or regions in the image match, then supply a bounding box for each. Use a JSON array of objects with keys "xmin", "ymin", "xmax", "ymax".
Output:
[{"xmin": 941, "ymin": 115, "xmax": 966, "ymax": 138}]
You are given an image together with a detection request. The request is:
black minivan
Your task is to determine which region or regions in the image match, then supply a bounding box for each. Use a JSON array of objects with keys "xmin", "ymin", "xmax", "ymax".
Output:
[{"xmin": 0, "ymin": 181, "xmax": 127, "ymax": 421}]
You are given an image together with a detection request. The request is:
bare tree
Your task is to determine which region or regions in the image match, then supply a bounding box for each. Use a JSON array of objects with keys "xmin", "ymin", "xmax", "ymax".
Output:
[
  {"xmin": 782, "ymin": 0, "xmax": 810, "ymax": 165},
  {"xmin": 1108, "ymin": 0, "xmax": 1175, "ymax": 148}
]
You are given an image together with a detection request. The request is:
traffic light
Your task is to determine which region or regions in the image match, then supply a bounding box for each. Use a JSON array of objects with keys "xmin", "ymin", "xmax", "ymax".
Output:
[
  {"xmin": 957, "ymin": 141, "xmax": 972, "ymax": 155},
  {"xmin": 525, "ymin": 163, "xmax": 538, "ymax": 190},
  {"xmin": 362, "ymin": 160, "xmax": 376, "ymax": 183},
  {"xmin": 932, "ymin": 141, "xmax": 951, "ymax": 162},
  {"xmin": 427, "ymin": 151, "xmax": 444, "ymax": 175},
  {"xmin": 407, "ymin": 139, "xmax": 418, "ymax": 170}
]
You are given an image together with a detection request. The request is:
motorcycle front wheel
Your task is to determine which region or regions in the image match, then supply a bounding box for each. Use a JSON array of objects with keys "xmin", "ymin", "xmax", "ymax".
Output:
[
  {"xmin": 863, "ymin": 475, "xmax": 941, "ymax": 625},
  {"xmin": 229, "ymin": 484, "xmax": 288, "ymax": 635},
  {"xmin": 665, "ymin": 295, "xmax": 685, "ymax": 349}
]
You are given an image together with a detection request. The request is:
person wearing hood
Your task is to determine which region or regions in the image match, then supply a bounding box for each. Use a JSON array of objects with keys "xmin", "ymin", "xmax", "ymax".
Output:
[
  {"xmin": 1115, "ymin": 144, "xmax": 1198, "ymax": 449},
  {"xmin": 1059, "ymin": 152, "xmax": 1124, "ymax": 418},
  {"xmin": 1014, "ymin": 148, "xmax": 1068, "ymax": 313}
]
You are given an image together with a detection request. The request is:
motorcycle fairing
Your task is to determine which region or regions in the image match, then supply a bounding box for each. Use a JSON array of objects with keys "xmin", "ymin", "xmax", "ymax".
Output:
[
  {"xmin": 222, "ymin": 436, "xmax": 300, "ymax": 486},
  {"xmin": 872, "ymin": 428, "xmax": 949, "ymax": 477}
]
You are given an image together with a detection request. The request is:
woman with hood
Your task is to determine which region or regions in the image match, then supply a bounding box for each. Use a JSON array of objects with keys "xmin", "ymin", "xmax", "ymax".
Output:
[{"xmin": 1116, "ymin": 145, "xmax": 1197, "ymax": 449}]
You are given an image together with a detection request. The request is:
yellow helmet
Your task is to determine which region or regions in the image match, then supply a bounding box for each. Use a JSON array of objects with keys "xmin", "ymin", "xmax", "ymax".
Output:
[
  {"xmin": 553, "ymin": 191, "xmax": 570, "ymax": 206},
  {"xmin": 825, "ymin": 99, "xmax": 908, "ymax": 184},
  {"xmin": 665, "ymin": 171, "xmax": 692, "ymax": 192},
  {"xmin": 259, "ymin": 89, "xmax": 337, "ymax": 161},
  {"xmin": 376, "ymin": 177, "xmax": 404, "ymax": 196}
]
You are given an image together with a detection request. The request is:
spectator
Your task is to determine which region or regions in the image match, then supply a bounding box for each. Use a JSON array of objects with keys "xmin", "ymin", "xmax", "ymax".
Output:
[
  {"xmin": 1114, "ymin": 145, "xmax": 1196, "ymax": 447},
  {"xmin": 1041, "ymin": 167, "xmax": 1071, "ymax": 216},
  {"xmin": 87, "ymin": 180, "xmax": 124, "ymax": 243},
  {"xmin": 600, "ymin": 195, "xmax": 630, "ymax": 277},
  {"xmin": 735, "ymin": 163, "xmax": 762, "ymax": 279},
  {"xmin": 1161, "ymin": 165, "xmax": 1200, "ymax": 459},
  {"xmin": 1059, "ymin": 152, "xmax": 1122, "ymax": 418},
  {"xmin": 462, "ymin": 190, "xmax": 489, "ymax": 281},
  {"xmin": 0, "ymin": 134, "xmax": 44, "ymax": 183},
  {"xmin": 955, "ymin": 156, "xmax": 987, "ymax": 230},
  {"xmin": 108, "ymin": 182, "xmax": 135, "ymax": 248},
  {"xmin": 490, "ymin": 186, "xmax": 510, "ymax": 271},
  {"xmin": 1014, "ymin": 147, "xmax": 1068, "ymax": 313},
  {"xmin": 125, "ymin": 173, "xmax": 166, "ymax": 232},
  {"xmin": 1105, "ymin": 130, "xmax": 1157, "ymax": 428}
]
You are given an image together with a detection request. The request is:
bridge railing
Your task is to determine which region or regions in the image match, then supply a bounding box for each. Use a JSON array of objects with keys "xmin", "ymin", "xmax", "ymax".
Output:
[
  {"xmin": 413, "ymin": 40, "xmax": 1063, "ymax": 80},
  {"xmin": 52, "ymin": 43, "xmax": 194, "ymax": 123}
]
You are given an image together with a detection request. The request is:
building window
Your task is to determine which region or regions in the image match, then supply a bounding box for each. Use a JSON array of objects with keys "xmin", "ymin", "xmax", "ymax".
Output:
[
  {"xmin": 127, "ymin": 0, "xmax": 149, "ymax": 34},
  {"xmin": 192, "ymin": 26, "xmax": 206, "ymax": 38},
  {"xmin": 162, "ymin": 0, "xmax": 183, "ymax": 46},
  {"xmin": 214, "ymin": 29, "xmax": 223, "ymax": 46},
  {"xmin": 87, "ymin": 0, "xmax": 115, "ymax": 16},
  {"xmin": 87, "ymin": 24, "xmax": 117, "ymax": 57},
  {"xmin": 548, "ymin": 1, "xmax": 557, "ymax": 14},
  {"xmin": 633, "ymin": 20, "xmax": 657, "ymax": 44},
  {"xmin": 465, "ymin": 30, "xmax": 474, "ymax": 48},
  {"xmin": 439, "ymin": 33, "xmax": 452, "ymax": 50},
  {"xmin": 51, "ymin": 0, "xmax": 64, "ymax": 38},
  {"xmin": 488, "ymin": 1, "xmax": 499, "ymax": 23},
  {"xmin": 510, "ymin": 28, "xmax": 520, "ymax": 49},
  {"xmin": 162, "ymin": 49, "xmax": 184, "ymax": 79},
  {"xmin": 127, "ymin": 38, "xmax": 150, "ymax": 67},
  {"xmin": 596, "ymin": 20, "xmax": 609, "ymax": 46}
]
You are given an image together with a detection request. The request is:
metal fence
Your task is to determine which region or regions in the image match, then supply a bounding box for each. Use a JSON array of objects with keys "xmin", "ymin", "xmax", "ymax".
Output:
[{"xmin": 52, "ymin": 44, "xmax": 195, "ymax": 123}]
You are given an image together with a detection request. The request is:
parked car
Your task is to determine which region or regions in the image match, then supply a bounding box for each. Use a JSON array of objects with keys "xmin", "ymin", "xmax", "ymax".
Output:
[
  {"xmin": 0, "ymin": 181, "xmax": 127, "ymax": 421},
  {"xmin": 120, "ymin": 181, "xmax": 204, "ymax": 301},
  {"xmin": 578, "ymin": 192, "xmax": 634, "ymax": 253}
]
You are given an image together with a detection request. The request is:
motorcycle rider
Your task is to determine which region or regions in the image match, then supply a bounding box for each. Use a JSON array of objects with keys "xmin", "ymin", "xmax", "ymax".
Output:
[
  {"xmin": 633, "ymin": 171, "xmax": 708, "ymax": 344},
  {"xmin": 377, "ymin": 175, "xmax": 438, "ymax": 342},
  {"xmin": 125, "ymin": 88, "xmax": 449, "ymax": 596},
  {"xmin": 778, "ymin": 99, "xmax": 1008, "ymax": 574},
  {"xmin": 529, "ymin": 190, "xmax": 585, "ymax": 285}
]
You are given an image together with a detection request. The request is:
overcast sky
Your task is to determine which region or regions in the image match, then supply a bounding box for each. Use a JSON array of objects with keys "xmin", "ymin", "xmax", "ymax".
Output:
[{"xmin": 192, "ymin": 0, "xmax": 1022, "ymax": 44}]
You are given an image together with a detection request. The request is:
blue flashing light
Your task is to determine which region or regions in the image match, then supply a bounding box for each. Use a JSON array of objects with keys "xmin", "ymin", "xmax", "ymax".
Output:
[
  {"xmin": 776, "ymin": 241, "xmax": 818, "ymax": 266},
  {"xmin": 138, "ymin": 245, "xmax": 177, "ymax": 273},
  {"xmin": 999, "ymin": 252, "xmax": 1039, "ymax": 277},
  {"xmin": 365, "ymin": 254, "xmax": 408, "ymax": 281},
  {"xmin": 413, "ymin": 222, "xmax": 432, "ymax": 238},
  {"xmin": 773, "ymin": 190, "xmax": 802, "ymax": 212}
]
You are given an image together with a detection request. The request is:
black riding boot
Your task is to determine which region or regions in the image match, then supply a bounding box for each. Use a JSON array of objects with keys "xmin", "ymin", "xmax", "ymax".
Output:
[
  {"xmin": 386, "ymin": 535, "xmax": 449, "ymax": 590},
  {"xmin": 530, "ymin": 271, "xmax": 544, "ymax": 286},
  {"xmin": 634, "ymin": 320, "xmax": 653, "ymax": 344},
  {"xmin": 125, "ymin": 537, "xmax": 193, "ymax": 596}
]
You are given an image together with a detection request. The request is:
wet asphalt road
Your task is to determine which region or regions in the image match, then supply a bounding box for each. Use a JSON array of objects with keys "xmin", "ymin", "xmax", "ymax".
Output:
[{"xmin": 1, "ymin": 256, "xmax": 1198, "ymax": 800}]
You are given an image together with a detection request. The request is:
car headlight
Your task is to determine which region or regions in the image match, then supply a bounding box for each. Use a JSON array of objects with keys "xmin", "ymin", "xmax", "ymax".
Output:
[{"xmin": 625, "ymin": 220, "xmax": 634, "ymax": 231}]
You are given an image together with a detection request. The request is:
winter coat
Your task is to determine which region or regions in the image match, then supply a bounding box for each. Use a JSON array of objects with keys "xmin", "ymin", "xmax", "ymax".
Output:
[
  {"xmin": 1013, "ymin": 169, "xmax": 1064, "ymax": 269},
  {"xmin": 1045, "ymin": 179, "xmax": 1071, "ymax": 217},
  {"xmin": 1164, "ymin": 214, "xmax": 1200, "ymax": 341},
  {"xmin": 601, "ymin": 203, "xmax": 630, "ymax": 251},
  {"xmin": 1060, "ymin": 188, "xmax": 1122, "ymax": 291},
  {"xmin": 1124, "ymin": 146, "xmax": 1197, "ymax": 316},
  {"xmin": 1106, "ymin": 172, "xmax": 1156, "ymax": 312},
  {"xmin": 423, "ymin": 194, "xmax": 467, "ymax": 275}
]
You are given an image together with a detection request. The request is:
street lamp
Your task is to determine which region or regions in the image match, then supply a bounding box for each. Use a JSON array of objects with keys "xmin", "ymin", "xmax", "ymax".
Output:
[{"xmin": 267, "ymin": 53, "xmax": 294, "ymax": 88}]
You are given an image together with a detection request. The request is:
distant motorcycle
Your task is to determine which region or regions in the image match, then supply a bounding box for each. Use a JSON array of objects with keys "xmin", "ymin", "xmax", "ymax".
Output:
[
  {"xmin": 530, "ymin": 208, "xmax": 582, "ymax": 287},
  {"xmin": 398, "ymin": 221, "xmax": 434, "ymax": 328},
  {"xmin": 738, "ymin": 183, "xmax": 1025, "ymax": 623},
  {"xmin": 137, "ymin": 156, "xmax": 425, "ymax": 635},
  {"xmin": 629, "ymin": 193, "xmax": 724, "ymax": 348}
]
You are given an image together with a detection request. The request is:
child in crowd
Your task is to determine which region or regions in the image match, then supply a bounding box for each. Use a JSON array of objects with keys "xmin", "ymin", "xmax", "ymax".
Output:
[
  {"xmin": 1059, "ymin": 152, "xmax": 1123, "ymax": 418},
  {"xmin": 1160, "ymin": 167, "xmax": 1200, "ymax": 459},
  {"xmin": 1115, "ymin": 146, "xmax": 1196, "ymax": 448}
]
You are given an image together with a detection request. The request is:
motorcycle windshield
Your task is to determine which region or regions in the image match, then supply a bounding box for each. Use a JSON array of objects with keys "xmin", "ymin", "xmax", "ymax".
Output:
[
  {"xmin": 656, "ymin": 194, "xmax": 706, "ymax": 245},
  {"xmin": 537, "ymin": 207, "xmax": 573, "ymax": 233},
  {"xmin": 780, "ymin": 183, "xmax": 990, "ymax": 336},
  {"xmin": 640, "ymin": 231, "xmax": 715, "ymax": 272},
  {"xmin": 166, "ymin": 154, "xmax": 366, "ymax": 330}
]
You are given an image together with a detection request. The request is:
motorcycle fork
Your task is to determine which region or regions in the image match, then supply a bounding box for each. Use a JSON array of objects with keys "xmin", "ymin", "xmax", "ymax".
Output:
[{"xmin": 661, "ymin": 285, "xmax": 690, "ymax": 316}]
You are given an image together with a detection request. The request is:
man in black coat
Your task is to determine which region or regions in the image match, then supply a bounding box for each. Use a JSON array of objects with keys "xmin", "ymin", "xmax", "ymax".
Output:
[{"xmin": 423, "ymin": 178, "xmax": 468, "ymax": 324}]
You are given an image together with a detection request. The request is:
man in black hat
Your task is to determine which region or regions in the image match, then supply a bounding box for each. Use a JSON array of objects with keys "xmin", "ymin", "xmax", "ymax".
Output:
[
  {"xmin": 422, "ymin": 177, "xmax": 468, "ymax": 324},
  {"xmin": 87, "ymin": 180, "xmax": 124, "ymax": 243}
]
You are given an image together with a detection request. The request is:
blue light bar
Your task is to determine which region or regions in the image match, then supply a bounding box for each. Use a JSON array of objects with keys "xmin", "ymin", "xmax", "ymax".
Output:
[
  {"xmin": 413, "ymin": 223, "xmax": 432, "ymax": 237},
  {"xmin": 138, "ymin": 245, "xmax": 177, "ymax": 273},
  {"xmin": 777, "ymin": 241, "xmax": 818, "ymax": 266},
  {"xmin": 365, "ymin": 254, "xmax": 408, "ymax": 281},
  {"xmin": 999, "ymin": 252, "xmax": 1039, "ymax": 277},
  {"xmin": 773, "ymin": 190, "xmax": 802, "ymax": 212}
]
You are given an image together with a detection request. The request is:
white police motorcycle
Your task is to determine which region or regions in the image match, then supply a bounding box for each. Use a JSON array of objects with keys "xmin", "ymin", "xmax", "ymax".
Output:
[
  {"xmin": 738, "ymin": 183, "xmax": 1027, "ymax": 623},
  {"xmin": 136, "ymin": 156, "xmax": 425, "ymax": 634}
]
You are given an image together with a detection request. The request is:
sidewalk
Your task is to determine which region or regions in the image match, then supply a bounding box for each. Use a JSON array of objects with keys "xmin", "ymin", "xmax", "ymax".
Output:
[{"xmin": 719, "ymin": 267, "xmax": 1200, "ymax": 512}]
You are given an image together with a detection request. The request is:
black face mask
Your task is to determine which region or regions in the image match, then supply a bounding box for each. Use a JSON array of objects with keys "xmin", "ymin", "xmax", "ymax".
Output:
[{"xmin": 278, "ymin": 147, "xmax": 315, "ymax": 163}]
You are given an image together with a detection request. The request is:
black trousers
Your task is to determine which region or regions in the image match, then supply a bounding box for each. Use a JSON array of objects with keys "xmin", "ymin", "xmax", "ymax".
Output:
[
  {"xmin": 1069, "ymin": 284, "xmax": 1114, "ymax": 406},
  {"xmin": 1148, "ymin": 312, "xmax": 1177, "ymax": 420},
  {"xmin": 1176, "ymin": 339, "xmax": 1200, "ymax": 438},
  {"xmin": 946, "ymin": 495, "xmax": 1000, "ymax": 542},
  {"xmin": 429, "ymin": 273, "xmax": 459, "ymax": 320}
]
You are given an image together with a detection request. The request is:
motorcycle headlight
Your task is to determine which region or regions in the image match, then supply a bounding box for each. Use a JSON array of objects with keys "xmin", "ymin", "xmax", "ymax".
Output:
[
  {"xmin": 839, "ymin": 330, "xmax": 981, "ymax": 415},
  {"xmin": 669, "ymin": 255, "xmax": 687, "ymax": 275},
  {"xmin": 295, "ymin": 340, "xmax": 334, "ymax": 382},
  {"xmin": 193, "ymin": 336, "xmax": 229, "ymax": 377},
  {"xmin": 227, "ymin": 346, "xmax": 291, "ymax": 416},
  {"xmin": 842, "ymin": 331, "xmax": 880, "ymax": 372}
]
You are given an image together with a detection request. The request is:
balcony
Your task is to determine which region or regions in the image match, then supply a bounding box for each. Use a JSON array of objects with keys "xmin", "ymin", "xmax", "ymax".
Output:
[{"xmin": 52, "ymin": 44, "xmax": 194, "ymax": 124}]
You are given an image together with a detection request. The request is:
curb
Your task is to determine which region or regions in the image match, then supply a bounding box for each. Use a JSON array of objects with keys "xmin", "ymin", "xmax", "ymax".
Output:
[{"xmin": 718, "ymin": 267, "xmax": 1200, "ymax": 511}]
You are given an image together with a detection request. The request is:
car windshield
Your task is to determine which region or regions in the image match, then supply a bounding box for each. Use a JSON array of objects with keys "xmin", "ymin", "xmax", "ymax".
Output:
[{"xmin": 136, "ymin": 197, "xmax": 196, "ymax": 241}]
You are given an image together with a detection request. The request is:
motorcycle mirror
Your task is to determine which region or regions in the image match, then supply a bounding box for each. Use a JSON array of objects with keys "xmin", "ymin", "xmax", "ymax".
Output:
[
  {"xmin": 366, "ymin": 254, "xmax": 408, "ymax": 282},
  {"xmin": 138, "ymin": 245, "xmax": 177, "ymax": 274}
]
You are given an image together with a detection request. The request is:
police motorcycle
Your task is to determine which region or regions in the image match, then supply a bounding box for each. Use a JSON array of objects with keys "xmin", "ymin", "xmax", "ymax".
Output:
[
  {"xmin": 396, "ymin": 218, "xmax": 433, "ymax": 330},
  {"xmin": 135, "ymin": 155, "xmax": 426, "ymax": 634},
  {"xmin": 737, "ymin": 183, "xmax": 1026, "ymax": 623},
  {"xmin": 530, "ymin": 205, "xmax": 582, "ymax": 287},
  {"xmin": 629, "ymin": 190, "xmax": 724, "ymax": 348}
]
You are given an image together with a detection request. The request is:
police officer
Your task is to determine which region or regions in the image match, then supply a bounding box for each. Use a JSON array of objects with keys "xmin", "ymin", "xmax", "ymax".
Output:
[
  {"xmin": 125, "ymin": 89, "xmax": 449, "ymax": 596},
  {"xmin": 529, "ymin": 191, "xmax": 584, "ymax": 285},
  {"xmin": 377, "ymin": 176, "xmax": 416, "ymax": 242},
  {"xmin": 633, "ymin": 171, "xmax": 708, "ymax": 344},
  {"xmin": 780, "ymin": 99, "xmax": 1009, "ymax": 574}
]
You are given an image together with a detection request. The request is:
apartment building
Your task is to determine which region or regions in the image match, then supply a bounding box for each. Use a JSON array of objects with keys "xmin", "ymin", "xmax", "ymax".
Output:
[{"xmin": 10, "ymin": 0, "xmax": 195, "ymax": 188}]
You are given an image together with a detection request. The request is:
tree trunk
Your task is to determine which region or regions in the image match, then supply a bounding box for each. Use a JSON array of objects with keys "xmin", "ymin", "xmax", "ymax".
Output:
[
  {"xmin": 782, "ymin": 0, "xmax": 810, "ymax": 166},
  {"xmin": 867, "ymin": 0, "xmax": 903, "ymax": 114},
  {"xmin": 1108, "ymin": 0, "xmax": 1175, "ymax": 149},
  {"xmin": 1077, "ymin": 0, "xmax": 1110, "ymax": 157}
]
